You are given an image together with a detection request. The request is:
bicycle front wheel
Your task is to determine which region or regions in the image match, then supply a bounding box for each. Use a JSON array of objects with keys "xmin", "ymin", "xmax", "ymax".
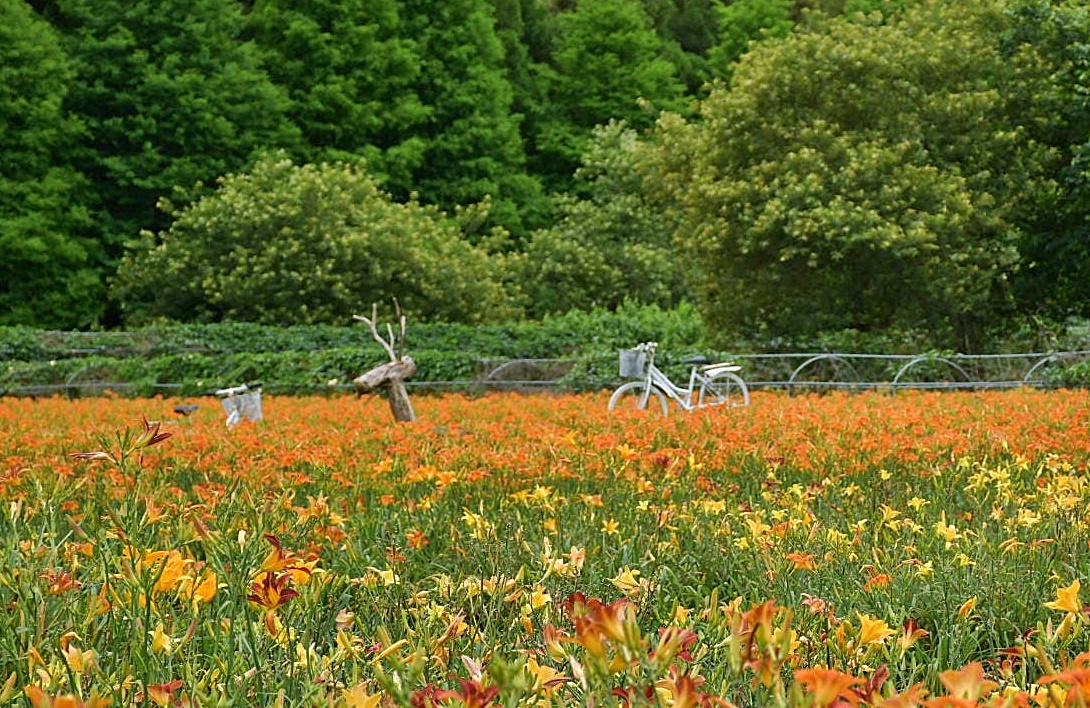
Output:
[
  {"xmin": 698, "ymin": 371, "xmax": 750, "ymax": 408},
  {"xmin": 608, "ymin": 381, "xmax": 670, "ymax": 416}
]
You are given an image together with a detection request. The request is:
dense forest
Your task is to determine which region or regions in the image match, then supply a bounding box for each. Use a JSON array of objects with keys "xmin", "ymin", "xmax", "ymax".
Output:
[{"xmin": 2, "ymin": 0, "xmax": 1088, "ymax": 351}]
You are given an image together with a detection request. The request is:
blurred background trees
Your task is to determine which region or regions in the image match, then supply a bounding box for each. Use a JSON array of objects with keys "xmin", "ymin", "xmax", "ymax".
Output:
[
  {"xmin": 1, "ymin": 0, "xmax": 99, "ymax": 327},
  {"xmin": 6, "ymin": 0, "xmax": 1090, "ymax": 352}
]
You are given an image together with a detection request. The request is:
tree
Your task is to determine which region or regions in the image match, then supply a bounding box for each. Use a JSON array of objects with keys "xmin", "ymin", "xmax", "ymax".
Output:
[
  {"xmin": 649, "ymin": 0, "xmax": 1055, "ymax": 351},
  {"xmin": 1003, "ymin": 0, "xmax": 1090, "ymax": 321},
  {"xmin": 41, "ymin": 0, "xmax": 299, "ymax": 283},
  {"xmin": 0, "ymin": 0, "xmax": 100, "ymax": 326},
  {"xmin": 245, "ymin": 0, "xmax": 430, "ymax": 184},
  {"xmin": 707, "ymin": 0, "xmax": 794, "ymax": 81},
  {"xmin": 395, "ymin": 0, "xmax": 549, "ymax": 239},
  {"xmin": 493, "ymin": 0, "xmax": 558, "ymax": 230},
  {"xmin": 533, "ymin": 0, "xmax": 689, "ymax": 193},
  {"xmin": 516, "ymin": 121, "xmax": 690, "ymax": 316},
  {"xmin": 113, "ymin": 154, "xmax": 515, "ymax": 326},
  {"xmin": 638, "ymin": 0, "xmax": 722, "ymax": 93}
]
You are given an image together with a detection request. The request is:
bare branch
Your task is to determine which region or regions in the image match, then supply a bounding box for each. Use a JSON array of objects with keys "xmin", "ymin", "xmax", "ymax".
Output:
[
  {"xmin": 352, "ymin": 299, "xmax": 416, "ymax": 422},
  {"xmin": 352, "ymin": 304, "xmax": 397, "ymax": 362}
]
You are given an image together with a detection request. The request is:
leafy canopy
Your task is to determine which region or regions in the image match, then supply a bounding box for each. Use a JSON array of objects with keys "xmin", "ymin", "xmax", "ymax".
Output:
[
  {"xmin": 0, "ymin": 0, "xmax": 100, "ymax": 327},
  {"xmin": 516, "ymin": 121, "xmax": 690, "ymax": 317},
  {"xmin": 650, "ymin": 0, "xmax": 1056, "ymax": 350},
  {"xmin": 113, "ymin": 154, "xmax": 514, "ymax": 326}
]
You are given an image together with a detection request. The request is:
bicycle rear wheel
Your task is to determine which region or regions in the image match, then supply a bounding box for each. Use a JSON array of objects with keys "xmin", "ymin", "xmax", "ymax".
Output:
[
  {"xmin": 698, "ymin": 371, "xmax": 750, "ymax": 408},
  {"xmin": 608, "ymin": 381, "xmax": 670, "ymax": 416}
]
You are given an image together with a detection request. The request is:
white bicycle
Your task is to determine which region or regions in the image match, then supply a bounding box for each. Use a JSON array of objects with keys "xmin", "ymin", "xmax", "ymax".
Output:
[{"xmin": 608, "ymin": 342, "xmax": 749, "ymax": 416}]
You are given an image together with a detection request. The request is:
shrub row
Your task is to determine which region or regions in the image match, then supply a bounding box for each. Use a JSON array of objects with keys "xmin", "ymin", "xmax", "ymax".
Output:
[
  {"xmin": 5, "ymin": 304, "xmax": 1090, "ymax": 396},
  {"xmin": 0, "ymin": 304, "xmax": 711, "ymax": 395}
]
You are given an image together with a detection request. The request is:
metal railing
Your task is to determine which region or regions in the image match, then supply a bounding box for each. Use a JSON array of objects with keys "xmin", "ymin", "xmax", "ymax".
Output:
[
  {"xmin": 729, "ymin": 350, "xmax": 1090, "ymax": 392},
  {"xmin": 3, "ymin": 351, "xmax": 1089, "ymax": 398}
]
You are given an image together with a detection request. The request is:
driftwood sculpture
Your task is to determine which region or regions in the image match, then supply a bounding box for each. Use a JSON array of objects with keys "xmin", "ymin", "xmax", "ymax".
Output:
[{"xmin": 353, "ymin": 303, "xmax": 417, "ymax": 423}]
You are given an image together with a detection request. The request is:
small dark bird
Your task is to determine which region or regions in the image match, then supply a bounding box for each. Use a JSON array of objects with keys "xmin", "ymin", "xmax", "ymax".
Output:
[{"xmin": 174, "ymin": 404, "xmax": 199, "ymax": 417}]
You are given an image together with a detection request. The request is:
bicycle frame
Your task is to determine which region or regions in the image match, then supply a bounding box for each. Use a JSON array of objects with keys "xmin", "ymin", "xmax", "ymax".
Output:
[
  {"xmin": 613, "ymin": 342, "xmax": 748, "ymax": 415},
  {"xmin": 634, "ymin": 344, "xmax": 718, "ymax": 411},
  {"xmin": 644, "ymin": 362, "xmax": 726, "ymax": 411}
]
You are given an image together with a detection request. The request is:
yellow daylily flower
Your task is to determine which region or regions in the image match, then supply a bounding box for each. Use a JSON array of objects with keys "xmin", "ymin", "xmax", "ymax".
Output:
[
  {"xmin": 856, "ymin": 613, "xmax": 895, "ymax": 646},
  {"xmin": 1044, "ymin": 579, "xmax": 1082, "ymax": 614},
  {"xmin": 149, "ymin": 623, "xmax": 173, "ymax": 654},
  {"xmin": 611, "ymin": 567, "xmax": 641, "ymax": 594},
  {"xmin": 341, "ymin": 684, "xmax": 382, "ymax": 708}
]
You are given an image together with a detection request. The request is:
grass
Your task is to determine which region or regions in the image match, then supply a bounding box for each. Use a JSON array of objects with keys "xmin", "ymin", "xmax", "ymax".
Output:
[{"xmin": 1, "ymin": 389, "xmax": 1088, "ymax": 707}]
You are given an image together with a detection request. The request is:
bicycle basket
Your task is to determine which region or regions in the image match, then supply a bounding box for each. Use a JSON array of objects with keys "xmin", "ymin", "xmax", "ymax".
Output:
[{"xmin": 618, "ymin": 349, "xmax": 647, "ymax": 378}]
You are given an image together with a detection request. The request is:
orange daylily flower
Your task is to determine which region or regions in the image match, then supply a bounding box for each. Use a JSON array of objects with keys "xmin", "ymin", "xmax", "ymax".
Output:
[
  {"xmin": 70, "ymin": 417, "xmax": 171, "ymax": 464},
  {"xmin": 256, "ymin": 534, "xmax": 319, "ymax": 585},
  {"xmin": 879, "ymin": 682, "xmax": 929, "ymax": 708},
  {"xmin": 863, "ymin": 573, "xmax": 892, "ymax": 592},
  {"xmin": 1039, "ymin": 652, "xmax": 1090, "ymax": 706},
  {"xmin": 785, "ymin": 551, "xmax": 817, "ymax": 571},
  {"xmin": 142, "ymin": 680, "xmax": 185, "ymax": 708},
  {"xmin": 178, "ymin": 567, "xmax": 218, "ymax": 605},
  {"xmin": 434, "ymin": 679, "xmax": 500, "ymax": 708},
  {"xmin": 898, "ymin": 618, "xmax": 929, "ymax": 653},
  {"xmin": 926, "ymin": 662, "xmax": 998, "ymax": 705},
  {"xmin": 651, "ymin": 626, "xmax": 699, "ymax": 666},
  {"xmin": 794, "ymin": 667, "xmax": 864, "ymax": 708},
  {"xmin": 666, "ymin": 671, "xmax": 735, "ymax": 708},
  {"xmin": 40, "ymin": 569, "xmax": 81, "ymax": 595},
  {"xmin": 132, "ymin": 417, "xmax": 173, "ymax": 450}
]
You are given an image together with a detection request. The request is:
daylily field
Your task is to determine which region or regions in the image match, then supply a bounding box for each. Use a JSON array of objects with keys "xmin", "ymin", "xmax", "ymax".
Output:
[{"xmin": 2, "ymin": 389, "xmax": 1090, "ymax": 708}]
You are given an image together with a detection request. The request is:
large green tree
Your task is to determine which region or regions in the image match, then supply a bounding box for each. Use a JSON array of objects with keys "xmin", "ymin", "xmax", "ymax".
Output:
[
  {"xmin": 707, "ymin": 0, "xmax": 794, "ymax": 80},
  {"xmin": 113, "ymin": 155, "xmax": 514, "ymax": 325},
  {"xmin": 639, "ymin": 0, "xmax": 721, "ymax": 92},
  {"xmin": 245, "ymin": 0, "xmax": 429, "ymax": 187},
  {"xmin": 650, "ymin": 0, "xmax": 1056, "ymax": 350},
  {"xmin": 493, "ymin": 0, "xmax": 558, "ymax": 225},
  {"xmin": 0, "ymin": 0, "xmax": 99, "ymax": 326},
  {"xmin": 533, "ymin": 0, "xmax": 689, "ymax": 193},
  {"xmin": 39, "ymin": 0, "xmax": 299, "ymax": 288},
  {"xmin": 396, "ymin": 0, "xmax": 549, "ymax": 238},
  {"xmin": 1004, "ymin": 0, "xmax": 1090, "ymax": 320}
]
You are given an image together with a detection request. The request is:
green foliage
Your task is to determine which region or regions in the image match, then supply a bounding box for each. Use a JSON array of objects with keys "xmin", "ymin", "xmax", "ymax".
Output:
[
  {"xmin": 638, "ymin": 0, "xmax": 721, "ymax": 92},
  {"xmin": 532, "ymin": 0, "xmax": 689, "ymax": 193},
  {"xmin": 47, "ymin": 0, "xmax": 300, "ymax": 269},
  {"xmin": 651, "ymin": 0, "xmax": 1056, "ymax": 351},
  {"xmin": 515, "ymin": 122, "xmax": 690, "ymax": 317},
  {"xmin": 0, "ymin": 0, "xmax": 101, "ymax": 327},
  {"xmin": 112, "ymin": 154, "xmax": 513, "ymax": 326},
  {"xmin": 393, "ymin": 0, "xmax": 549, "ymax": 237},
  {"xmin": 1004, "ymin": 0, "xmax": 1090, "ymax": 319},
  {"xmin": 6, "ymin": 0, "xmax": 1089, "ymax": 341},
  {"xmin": 707, "ymin": 0, "xmax": 794, "ymax": 80},
  {"xmin": 841, "ymin": 0, "xmax": 918, "ymax": 16},
  {"xmin": 0, "ymin": 303, "xmax": 707, "ymax": 395},
  {"xmin": 245, "ymin": 0, "xmax": 429, "ymax": 173}
]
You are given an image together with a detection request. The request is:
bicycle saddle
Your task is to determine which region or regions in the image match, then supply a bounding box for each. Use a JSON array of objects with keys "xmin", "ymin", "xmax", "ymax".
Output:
[{"xmin": 683, "ymin": 355, "xmax": 712, "ymax": 365}]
